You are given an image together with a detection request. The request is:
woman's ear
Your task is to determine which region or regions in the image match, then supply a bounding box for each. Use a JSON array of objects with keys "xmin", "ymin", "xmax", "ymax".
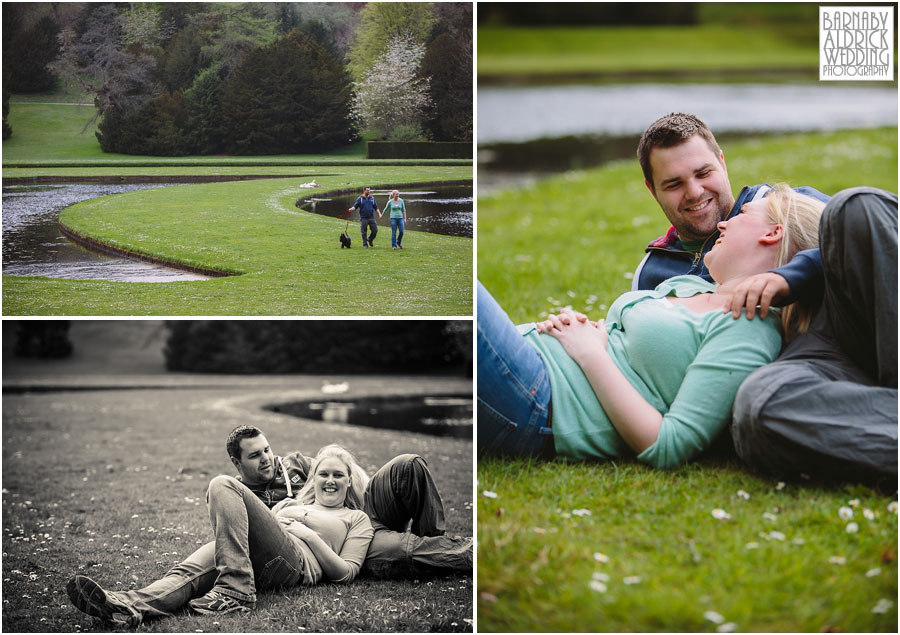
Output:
[{"xmin": 759, "ymin": 223, "xmax": 784, "ymax": 245}]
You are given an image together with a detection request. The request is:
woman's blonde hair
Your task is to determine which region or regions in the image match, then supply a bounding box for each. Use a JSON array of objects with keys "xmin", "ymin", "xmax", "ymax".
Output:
[
  {"xmin": 295, "ymin": 444, "xmax": 370, "ymax": 510},
  {"xmin": 762, "ymin": 184, "xmax": 826, "ymax": 340},
  {"xmin": 390, "ymin": 189, "xmax": 400, "ymax": 198}
]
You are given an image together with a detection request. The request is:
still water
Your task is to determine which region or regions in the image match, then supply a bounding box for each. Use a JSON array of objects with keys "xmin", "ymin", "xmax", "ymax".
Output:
[
  {"xmin": 2, "ymin": 183, "xmax": 209, "ymax": 282},
  {"xmin": 478, "ymin": 83, "xmax": 898, "ymax": 144},
  {"xmin": 268, "ymin": 395, "xmax": 473, "ymax": 438},
  {"xmin": 298, "ymin": 185, "xmax": 473, "ymax": 238}
]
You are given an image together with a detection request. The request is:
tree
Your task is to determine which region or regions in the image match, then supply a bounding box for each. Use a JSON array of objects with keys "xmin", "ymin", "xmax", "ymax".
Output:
[
  {"xmin": 161, "ymin": 27, "xmax": 207, "ymax": 92},
  {"xmin": 221, "ymin": 31, "xmax": 355, "ymax": 154},
  {"xmin": 294, "ymin": 2, "xmax": 360, "ymax": 60},
  {"xmin": 183, "ymin": 64, "xmax": 225, "ymax": 154},
  {"xmin": 49, "ymin": 4, "xmax": 157, "ymax": 131},
  {"xmin": 190, "ymin": 3, "xmax": 278, "ymax": 78},
  {"xmin": 346, "ymin": 2, "xmax": 436, "ymax": 80},
  {"xmin": 421, "ymin": 32, "xmax": 472, "ymax": 141},
  {"xmin": 7, "ymin": 15, "xmax": 61, "ymax": 92},
  {"xmin": 351, "ymin": 34, "xmax": 432, "ymax": 140},
  {"xmin": 96, "ymin": 91, "xmax": 188, "ymax": 156}
]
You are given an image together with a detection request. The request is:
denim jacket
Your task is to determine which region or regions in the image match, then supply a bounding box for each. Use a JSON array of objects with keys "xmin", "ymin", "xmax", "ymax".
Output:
[{"xmin": 633, "ymin": 184, "xmax": 830, "ymax": 304}]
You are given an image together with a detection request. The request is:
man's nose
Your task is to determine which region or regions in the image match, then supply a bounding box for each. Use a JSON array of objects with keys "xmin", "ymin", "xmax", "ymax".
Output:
[{"xmin": 685, "ymin": 178, "xmax": 704, "ymax": 200}]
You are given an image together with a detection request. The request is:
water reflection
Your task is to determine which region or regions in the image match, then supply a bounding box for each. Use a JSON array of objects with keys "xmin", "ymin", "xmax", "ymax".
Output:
[
  {"xmin": 299, "ymin": 185, "xmax": 473, "ymax": 238},
  {"xmin": 269, "ymin": 395, "xmax": 473, "ymax": 438},
  {"xmin": 2, "ymin": 183, "xmax": 209, "ymax": 282},
  {"xmin": 478, "ymin": 83, "xmax": 898, "ymax": 144}
]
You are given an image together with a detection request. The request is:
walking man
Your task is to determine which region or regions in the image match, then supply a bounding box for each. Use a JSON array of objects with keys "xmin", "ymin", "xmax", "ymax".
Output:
[{"xmin": 352, "ymin": 186, "xmax": 380, "ymax": 248}]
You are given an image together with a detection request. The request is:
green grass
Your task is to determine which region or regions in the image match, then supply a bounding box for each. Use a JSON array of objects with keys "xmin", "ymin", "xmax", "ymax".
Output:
[
  {"xmin": 4, "ymin": 169, "xmax": 472, "ymax": 316},
  {"xmin": 476, "ymin": 127, "xmax": 898, "ymax": 631},
  {"xmin": 477, "ymin": 25, "xmax": 819, "ymax": 78},
  {"xmin": 477, "ymin": 127, "xmax": 898, "ymax": 322},
  {"xmin": 2, "ymin": 101, "xmax": 473, "ymax": 316},
  {"xmin": 2, "ymin": 377, "xmax": 473, "ymax": 632},
  {"xmin": 478, "ymin": 457, "xmax": 897, "ymax": 632}
]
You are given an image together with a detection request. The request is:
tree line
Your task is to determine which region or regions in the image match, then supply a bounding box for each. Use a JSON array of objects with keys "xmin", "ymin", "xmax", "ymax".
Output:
[{"xmin": 2, "ymin": 2, "xmax": 472, "ymax": 154}]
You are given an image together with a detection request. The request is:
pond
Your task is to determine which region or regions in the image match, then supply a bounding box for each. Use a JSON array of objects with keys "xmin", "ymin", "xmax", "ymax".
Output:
[
  {"xmin": 267, "ymin": 395, "xmax": 473, "ymax": 438},
  {"xmin": 478, "ymin": 82, "xmax": 898, "ymax": 144},
  {"xmin": 298, "ymin": 184, "xmax": 473, "ymax": 238},
  {"xmin": 2, "ymin": 183, "xmax": 209, "ymax": 282}
]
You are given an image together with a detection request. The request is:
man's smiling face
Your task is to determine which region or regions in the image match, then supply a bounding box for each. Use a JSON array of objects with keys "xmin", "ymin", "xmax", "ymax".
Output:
[
  {"xmin": 646, "ymin": 134, "xmax": 735, "ymax": 242},
  {"xmin": 232, "ymin": 434, "xmax": 275, "ymax": 487}
]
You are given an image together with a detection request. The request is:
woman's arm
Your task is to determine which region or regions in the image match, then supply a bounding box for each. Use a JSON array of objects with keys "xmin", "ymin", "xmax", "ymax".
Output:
[
  {"xmin": 542, "ymin": 310, "xmax": 662, "ymax": 453},
  {"xmin": 283, "ymin": 522, "xmax": 356, "ymax": 582}
]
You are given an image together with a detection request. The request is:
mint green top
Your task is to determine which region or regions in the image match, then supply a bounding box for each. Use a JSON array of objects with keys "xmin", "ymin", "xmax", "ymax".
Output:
[
  {"xmin": 520, "ymin": 276, "xmax": 782, "ymax": 469},
  {"xmin": 385, "ymin": 198, "xmax": 406, "ymax": 219}
]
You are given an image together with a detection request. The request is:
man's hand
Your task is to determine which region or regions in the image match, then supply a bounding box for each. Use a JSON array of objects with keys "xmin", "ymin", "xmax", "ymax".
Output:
[{"xmin": 725, "ymin": 272, "xmax": 790, "ymax": 320}]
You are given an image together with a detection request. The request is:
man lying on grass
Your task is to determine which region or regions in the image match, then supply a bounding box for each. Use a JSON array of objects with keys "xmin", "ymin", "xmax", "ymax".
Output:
[
  {"xmin": 479, "ymin": 112, "xmax": 898, "ymax": 480},
  {"xmin": 66, "ymin": 425, "xmax": 472, "ymax": 627}
]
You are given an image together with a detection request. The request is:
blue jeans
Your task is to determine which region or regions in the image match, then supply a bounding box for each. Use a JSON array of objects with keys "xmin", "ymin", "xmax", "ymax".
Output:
[
  {"xmin": 112, "ymin": 476, "xmax": 301, "ymax": 622},
  {"xmin": 477, "ymin": 281, "xmax": 553, "ymax": 458},
  {"xmin": 390, "ymin": 218, "xmax": 405, "ymax": 247}
]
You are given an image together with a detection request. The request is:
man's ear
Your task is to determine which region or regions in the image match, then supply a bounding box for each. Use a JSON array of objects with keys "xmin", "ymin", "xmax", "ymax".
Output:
[
  {"xmin": 230, "ymin": 456, "xmax": 241, "ymax": 471},
  {"xmin": 759, "ymin": 223, "xmax": 784, "ymax": 245},
  {"xmin": 644, "ymin": 179, "xmax": 657, "ymax": 199}
]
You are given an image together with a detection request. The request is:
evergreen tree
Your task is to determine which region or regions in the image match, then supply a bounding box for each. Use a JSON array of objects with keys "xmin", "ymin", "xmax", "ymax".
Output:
[
  {"xmin": 421, "ymin": 32, "xmax": 472, "ymax": 141},
  {"xmin": 162, "ymin": 27, "xmax": 207, "ymax": 92},
  {"xmin": 7, "ymin": 15, "xmax": 61, "ymax": 92},
  {"xmin": 221, "ymin": 31, "xmax": 354, "ymax": 154},
  {"xmin": 183, "ymin": 65, "xmax": 225, "ymax": 154}
]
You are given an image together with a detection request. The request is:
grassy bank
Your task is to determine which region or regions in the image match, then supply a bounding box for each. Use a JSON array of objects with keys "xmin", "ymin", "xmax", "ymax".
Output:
[
  {"xmin": 476, "ymin": 127, "xmax": 898, "ymax": 631},
  {"xmin": 2, "ymin": 376, "xmax": 473, "ymax": 633},
  {"xmin": 477, "ymin": 25, "xmax": 819, "ymax": 79},
  {"xmin": 477, "ymin": 127, "xmax": 897, "ymax": 321},
  {"xmin": 4, "ymin": 168, "xmax": 472, "ymax": 316}
]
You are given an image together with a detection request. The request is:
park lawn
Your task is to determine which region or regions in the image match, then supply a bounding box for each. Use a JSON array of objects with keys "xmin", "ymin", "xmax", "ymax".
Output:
[
  {"xmin": 477, "ymin": 127, "xmax": 898, "ymax": 322},
  {"xmin": 478, "ymin": 457, "xmax": 897, "ymax": 632},
  {"xmin": 2, "ymin": 379, "xmax": 473, "ymax": 633},
  {"xmin": 477, "ymin": 127, "xmax": 898, "ymax": 631},
  {"xmin": 3, "ymin": 167, "xmax": 473, "ymax": 316},
  {"xmin": 477, "ymin": 25, "xmax": 819, "ymax": 78}
]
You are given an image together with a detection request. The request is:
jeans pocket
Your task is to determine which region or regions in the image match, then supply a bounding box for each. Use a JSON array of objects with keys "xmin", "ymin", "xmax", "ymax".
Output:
[
  {"xmin": 477, "ymin": 397, "xmax": 520, "ymax": 456},
  {"xmin": 255, "ymin": 556, "xmax": 300, "ymax": 591}
]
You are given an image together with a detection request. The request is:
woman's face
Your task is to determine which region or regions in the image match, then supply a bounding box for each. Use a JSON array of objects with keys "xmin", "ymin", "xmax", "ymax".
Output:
[
  {"xmin": 705, "ymin": 198, "xmax": 776, "ymax": 281},
  {"xmin": 313, "ymin": 456, "xmax": 351, "ymax": 508},
  {"xmin": 391, "ymin": 190, "xmax": 399, "ymax": 201}
]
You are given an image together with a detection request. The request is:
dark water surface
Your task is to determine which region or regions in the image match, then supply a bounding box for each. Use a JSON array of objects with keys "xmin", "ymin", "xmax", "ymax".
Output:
[
  {"xmin": 268, "ymin": 395, "xmax": 473, "ymax": 438},
  {"xmin": 2, "ymin": 183, "xmax": 209, "ymax": 282},
  {"xmin": 299, "ymin": 185, "xmax": 473, "ymax": 238}
]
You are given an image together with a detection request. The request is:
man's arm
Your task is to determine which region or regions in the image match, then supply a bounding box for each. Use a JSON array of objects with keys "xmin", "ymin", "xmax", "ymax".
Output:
[{"xmin": 724, "ymin": 248, "xmax": 823, "ymax": 319}]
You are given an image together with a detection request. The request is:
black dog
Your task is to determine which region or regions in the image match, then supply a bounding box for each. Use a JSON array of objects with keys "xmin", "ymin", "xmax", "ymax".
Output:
[{"xmin": 340, "ymin": 232, "xmax": 351, "ymax": 248}]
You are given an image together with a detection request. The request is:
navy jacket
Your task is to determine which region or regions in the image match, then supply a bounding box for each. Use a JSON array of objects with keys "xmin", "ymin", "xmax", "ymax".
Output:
[
  {"xmin": 354, "ymin": 194, "xmax": 379, "ymax": 219},
  {"xmin": 633, "ymin": 184, "xmax": 830, "ymax": 304}
]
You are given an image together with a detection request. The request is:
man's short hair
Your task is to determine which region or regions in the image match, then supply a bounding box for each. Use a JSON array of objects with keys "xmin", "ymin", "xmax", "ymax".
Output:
[
  {"xmin": 226, "ymin": 425, "xmax": 263, "ymax": 460},
  {"xmin": 637, "ymin": 113, "xmax": 721, "ymax": 188}
]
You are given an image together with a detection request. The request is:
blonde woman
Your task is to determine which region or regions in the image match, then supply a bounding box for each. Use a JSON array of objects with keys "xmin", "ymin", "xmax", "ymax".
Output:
[
  {"xmin": 477, "ymin": 185, "xmax": 825, "ymax": 468},
  {"xmin": 382, "ymin": 189, "xmax": 408, "ymax": 250}
]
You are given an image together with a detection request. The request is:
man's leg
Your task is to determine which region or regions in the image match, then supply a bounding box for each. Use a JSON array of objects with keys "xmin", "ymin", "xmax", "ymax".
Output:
[
  {"xmin": 732, "ymin": 188, "xmax": 898, "ymax": 483},
  {"xmin": 360, "ymin": 218, "xmax": 369, "ymax": 246},
  {"xmin": 362, "ymin": 455, "xmax": 472, "ymax": 578},
  {"xmin": 199, "ymin": 475, "xmax": 302, "ymax": 606},
  {"xmin": 368, "ymin": 217, "xmax": 378, "ymax": 246},
  {"xmin": 67, "ymin": 541, "xmax": 218, "ymax": 626}
]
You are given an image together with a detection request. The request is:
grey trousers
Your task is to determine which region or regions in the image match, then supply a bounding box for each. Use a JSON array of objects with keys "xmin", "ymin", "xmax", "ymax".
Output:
[
  {"xmin": 360, "ymin": 216, "xmax": 378, "ymax": 246},
  {"xmin": 732, "ymin": 187, "xmax": 898, "ymax": 482}
]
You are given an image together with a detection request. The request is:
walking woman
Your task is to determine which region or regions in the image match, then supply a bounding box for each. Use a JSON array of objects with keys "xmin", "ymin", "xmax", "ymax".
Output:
[
  {"xmin": 383, "ymin": 190, "xmax": 408, "ymax": 250},
  {"xmin": 478, "ymin": 185, "xmax": 825, "ymax": 469}
]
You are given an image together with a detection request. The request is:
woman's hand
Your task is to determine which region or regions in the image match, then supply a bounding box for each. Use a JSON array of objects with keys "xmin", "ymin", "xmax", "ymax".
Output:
[
  {"xmin": 283, "ymin": 519, "xmax": 317, "ymax": 542},
  {"xmin": 537, "ymin": 309, "xmax": 609, "ymax": 364}
]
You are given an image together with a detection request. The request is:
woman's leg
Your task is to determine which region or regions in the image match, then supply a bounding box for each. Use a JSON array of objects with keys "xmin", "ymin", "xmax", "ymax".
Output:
[
  {"xmin": 390, "ymin": 218, "xmax": 399, "ymax": 247},
  {"xmin": 477, "ymin": 281, "xmax": 552, "ymax": 458},
  {"xmin": 397, "ymin": 218, "xmax": 404, "ymax": 247}
]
